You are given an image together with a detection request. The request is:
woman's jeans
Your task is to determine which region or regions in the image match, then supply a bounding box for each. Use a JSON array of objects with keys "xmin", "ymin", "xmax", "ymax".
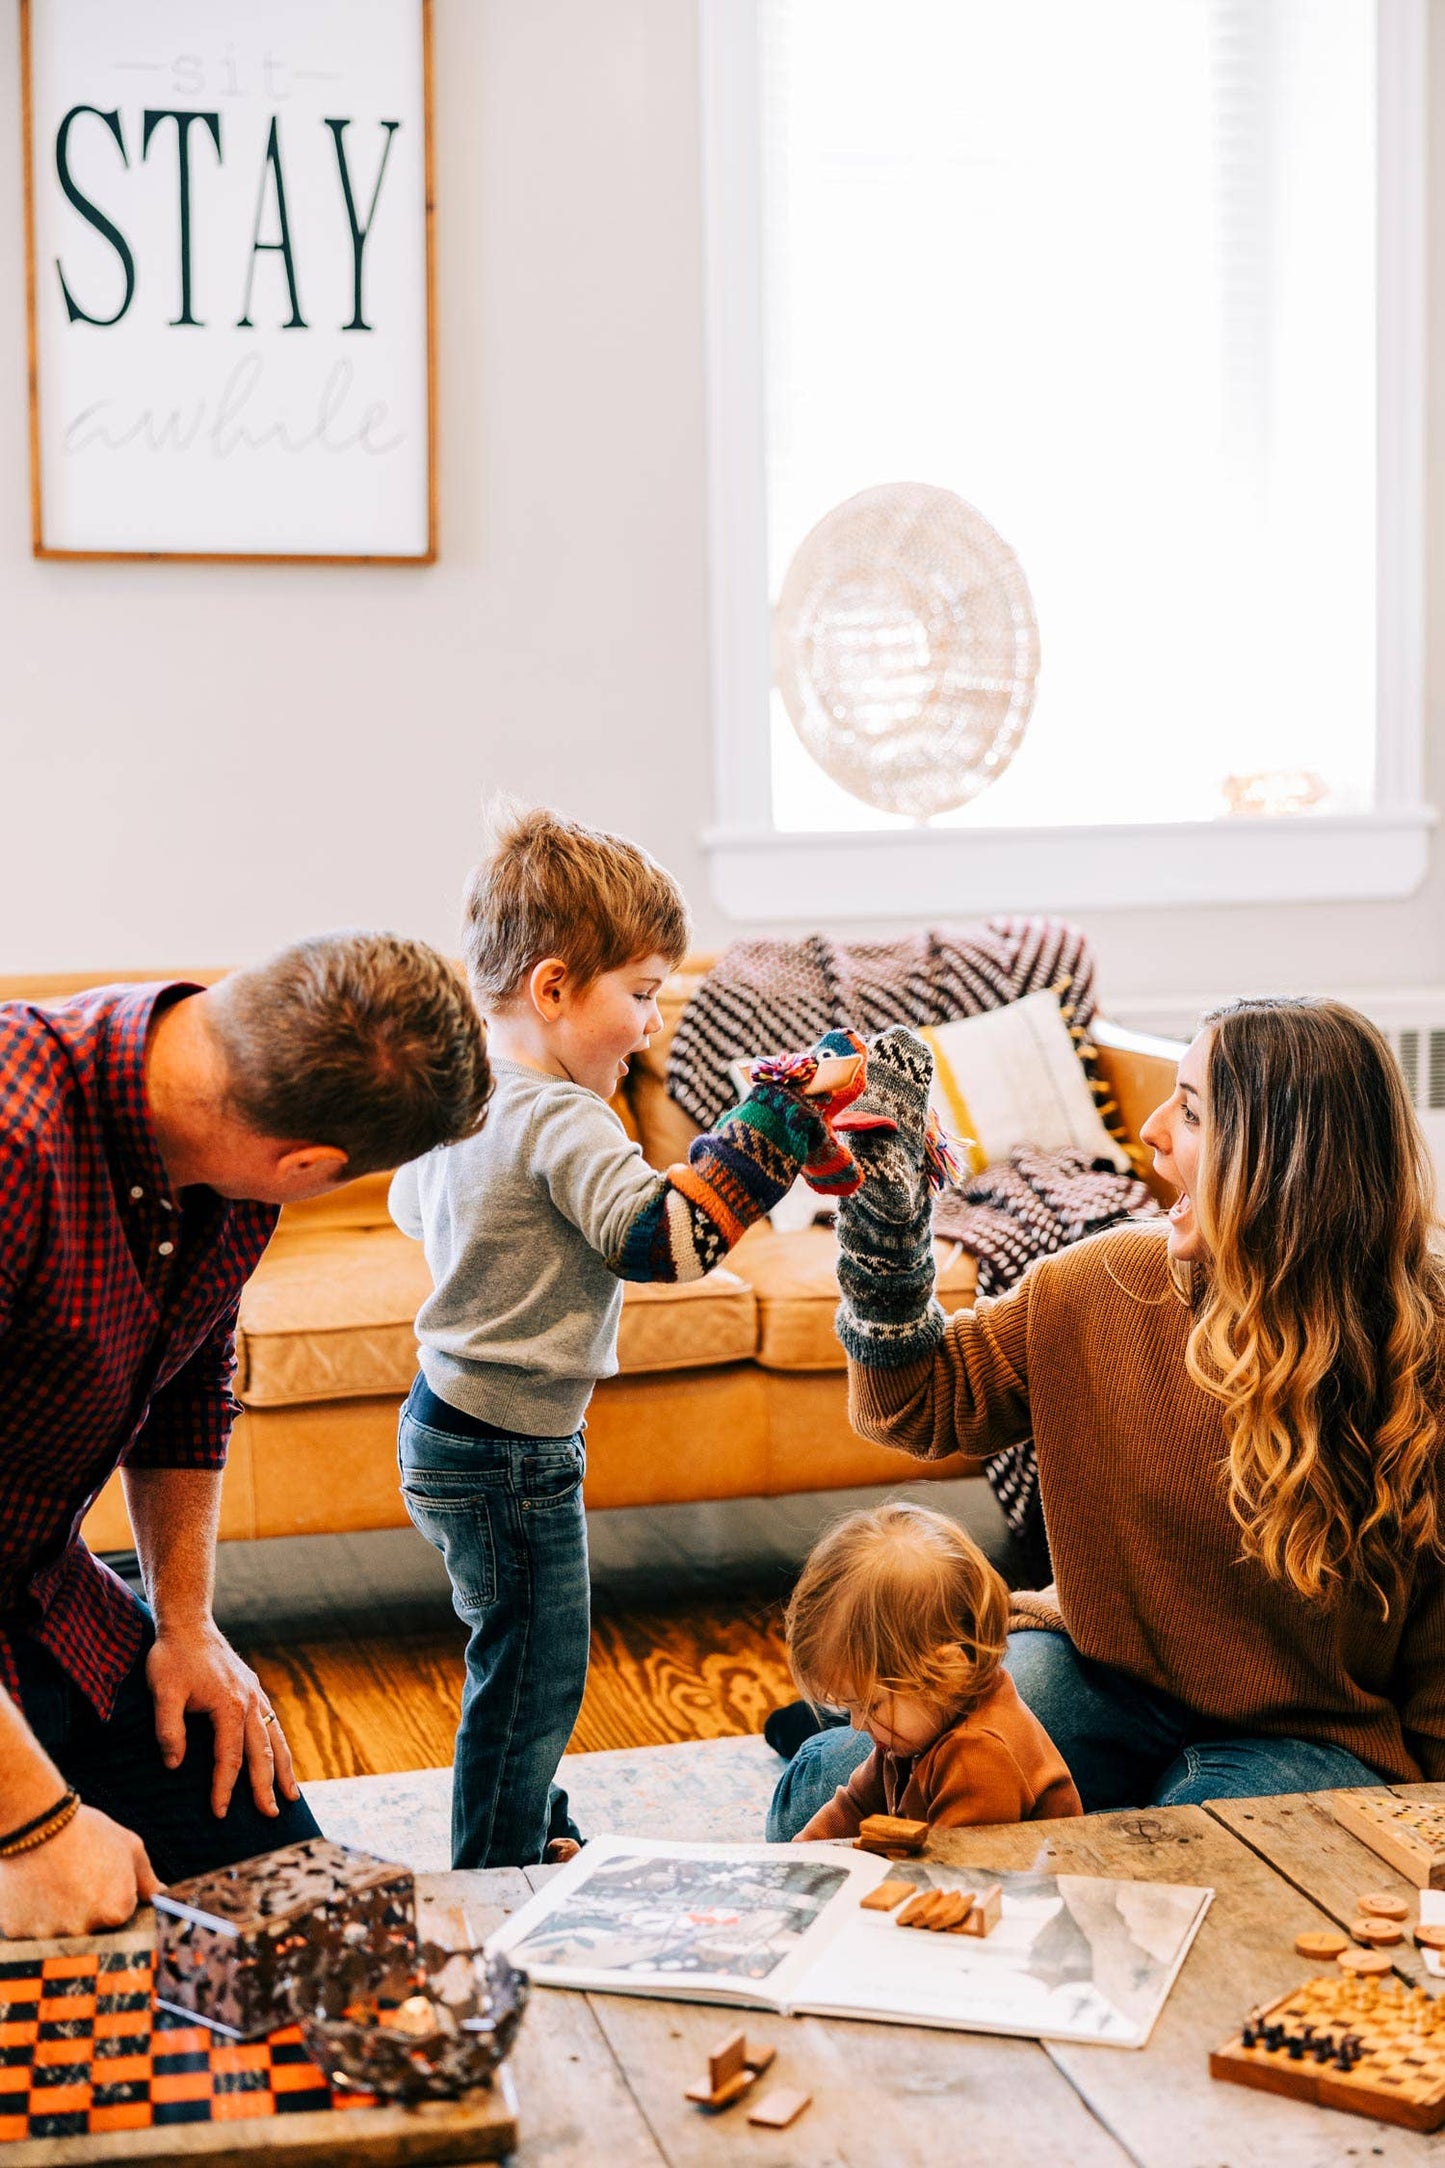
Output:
[
  {"xmin": 399, "ymin": 1380, "xmax": 590, "ymax": 1869},
  {"xmin": 767, "ymin": 1629, "xmax": 1382, "ymax": 1841}
]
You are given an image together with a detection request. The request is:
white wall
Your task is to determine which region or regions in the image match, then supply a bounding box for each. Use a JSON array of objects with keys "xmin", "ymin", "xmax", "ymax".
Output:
[{"xmin": 2, "ymin": 0, "xmax": 1444, "ymax": 1006}]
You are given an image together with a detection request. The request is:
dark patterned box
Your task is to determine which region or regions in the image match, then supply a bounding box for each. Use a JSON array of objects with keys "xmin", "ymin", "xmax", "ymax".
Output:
[{"xmin": 153, "ymin": 1837, "xmax": 415, "ymax": 2042}]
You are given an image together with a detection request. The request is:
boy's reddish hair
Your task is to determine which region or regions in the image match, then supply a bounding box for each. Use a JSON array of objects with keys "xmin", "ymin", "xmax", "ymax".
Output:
[{"xmin": 462, "ymin": 803, "xmax": 690, "ymax": 1005}]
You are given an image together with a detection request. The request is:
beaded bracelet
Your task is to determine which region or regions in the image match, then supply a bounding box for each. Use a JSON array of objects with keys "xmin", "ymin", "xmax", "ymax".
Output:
[{"xmin": 0, "ymin": 1788, "xmax": 80, "ymax": 1859}]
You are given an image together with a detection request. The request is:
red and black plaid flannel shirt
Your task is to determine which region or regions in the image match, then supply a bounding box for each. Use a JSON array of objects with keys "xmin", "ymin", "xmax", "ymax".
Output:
[{"xmin": 0, "ymin": 985, "xmax": 277, "ymax": 1717}]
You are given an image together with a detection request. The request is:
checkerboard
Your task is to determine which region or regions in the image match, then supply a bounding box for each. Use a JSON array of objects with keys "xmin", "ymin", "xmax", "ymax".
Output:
[{"xmin": 0, "ymin": 1948, "xmax": 377, "ymax": 2145}]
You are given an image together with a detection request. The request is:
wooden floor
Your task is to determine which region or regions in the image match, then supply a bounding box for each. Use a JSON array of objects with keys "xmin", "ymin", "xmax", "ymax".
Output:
[{"xmin": 241, "ymin": 1584, "xmax": 795, "ymax": 1783}]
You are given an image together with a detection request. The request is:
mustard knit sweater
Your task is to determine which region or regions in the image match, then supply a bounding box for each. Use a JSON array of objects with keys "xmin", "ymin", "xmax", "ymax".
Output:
[{"xmin": 847, "ymin": 1223, "xmax": 1445, "ymax": 1783}]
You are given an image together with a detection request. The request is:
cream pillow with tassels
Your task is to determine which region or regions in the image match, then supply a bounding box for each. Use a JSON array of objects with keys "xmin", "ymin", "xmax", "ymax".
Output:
[{"xmin": 924, "ymin": 991, "xmax": 1131, "ymax": 1175}]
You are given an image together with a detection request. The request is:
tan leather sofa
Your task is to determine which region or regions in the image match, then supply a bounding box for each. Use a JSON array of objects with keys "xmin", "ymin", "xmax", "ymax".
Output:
[{"xmin": 0, "ymin": 963, "xmax": 1180, "ymax": 1549}]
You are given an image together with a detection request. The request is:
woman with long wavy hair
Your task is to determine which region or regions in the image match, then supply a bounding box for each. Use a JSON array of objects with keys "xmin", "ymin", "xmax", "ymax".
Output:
[{"xmin": 768, "ymin": 1001, "xmax": 1445, "ymax": 1832}]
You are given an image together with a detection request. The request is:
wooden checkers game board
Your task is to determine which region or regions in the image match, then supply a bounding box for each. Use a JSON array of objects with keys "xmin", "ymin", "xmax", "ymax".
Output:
[
  {"xmin": 0, "ymin": 1941, "xmax": 517, "ymax": 2167},
  {"xmin": 1210, "ymin": 1974, "xmax": 1445, "ymax": 2134}
]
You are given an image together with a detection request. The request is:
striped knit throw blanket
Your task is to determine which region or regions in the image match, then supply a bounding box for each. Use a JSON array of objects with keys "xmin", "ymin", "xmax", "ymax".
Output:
[
  {"xmin": 665, "ymin": 917, "xmax": 1098, "ymax": 1129},
  {"xmin": 935, "ymin": 1147, "xmax": 1158, "ymax": 1576}
]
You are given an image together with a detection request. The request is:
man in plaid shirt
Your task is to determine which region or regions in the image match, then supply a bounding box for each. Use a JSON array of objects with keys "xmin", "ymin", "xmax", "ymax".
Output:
[{"xmin": 0, "ymin": 934, "xmax": 490, "ymax": 1940}]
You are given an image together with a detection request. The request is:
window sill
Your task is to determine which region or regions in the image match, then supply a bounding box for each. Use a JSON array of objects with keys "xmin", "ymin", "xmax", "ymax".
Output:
[{"xmin": 703, "ymin": 809, "xmax": 1437, "ymax": 921}]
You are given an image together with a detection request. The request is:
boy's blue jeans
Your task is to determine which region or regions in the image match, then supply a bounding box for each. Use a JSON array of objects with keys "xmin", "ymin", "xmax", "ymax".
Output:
[
  {"xmin": 399, "ymin": 1379, "xmax": 590, "ymax": 1869},
  {"xmin": 766, "ymin": 1628, "xmax": 1381, "ymax": 1840}
]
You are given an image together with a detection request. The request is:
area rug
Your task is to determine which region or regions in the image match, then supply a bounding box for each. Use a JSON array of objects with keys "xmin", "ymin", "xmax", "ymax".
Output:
[{"xmin": 303, "ymin": 1732, "xmax": 781, "ymax": 1870}]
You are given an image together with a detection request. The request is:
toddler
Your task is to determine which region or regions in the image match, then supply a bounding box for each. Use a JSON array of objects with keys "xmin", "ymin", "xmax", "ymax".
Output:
[
  {"xmin": 783, "ymin": 1501, "xmax": 1082, "ymax": 1840},
  {"xmin": 390, "ymin": 806, "xmax": 867, "ymax": 1869}
]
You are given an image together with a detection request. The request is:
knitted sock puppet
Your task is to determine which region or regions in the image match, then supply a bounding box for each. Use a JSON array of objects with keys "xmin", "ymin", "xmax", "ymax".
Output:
[
  {"xmin": 833, "ymin": 1025, "xmax": 955, "ymax": 1369},
  {"xmin": 610, "ymin": 1029, "xmax": 868, "ymax": 1281}
]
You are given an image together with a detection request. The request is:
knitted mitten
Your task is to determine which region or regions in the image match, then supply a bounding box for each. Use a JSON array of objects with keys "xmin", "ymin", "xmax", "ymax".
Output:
[{"xmin": 834, "ymin": 1026, "xmax": 948, "ymax": 1368}]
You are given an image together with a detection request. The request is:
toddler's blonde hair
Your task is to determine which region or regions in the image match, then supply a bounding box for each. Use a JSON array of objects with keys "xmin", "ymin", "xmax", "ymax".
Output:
[{"xmin": 786, "ymin": 1501, "xmax": 1009, "ymax": 1719}]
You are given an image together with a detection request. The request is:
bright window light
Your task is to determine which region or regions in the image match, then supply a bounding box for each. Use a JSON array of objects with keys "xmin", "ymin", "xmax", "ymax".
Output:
[{"xmin": 760, "ymin": 0, "xmax": 1378, "ymax": 833}]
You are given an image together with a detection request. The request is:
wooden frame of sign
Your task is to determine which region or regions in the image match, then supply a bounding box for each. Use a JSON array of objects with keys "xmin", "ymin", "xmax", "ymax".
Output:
[{"xmin": 20, "ymin": 0, "xmax": 437, "ymax": 563}]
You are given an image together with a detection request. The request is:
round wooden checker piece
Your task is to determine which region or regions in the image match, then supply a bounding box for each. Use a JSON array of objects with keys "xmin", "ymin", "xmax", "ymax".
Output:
[
  {"xmin": 1294, "ymin": 1930, "xmax": 1350, "ymax": 1960},
  {"xmin": 1357, "ymin": 1892, "xmax": 1411, "ymax": 1921},
  {"xmin": 1337, "ymin": 1945, "xmax": 1394, "ymax": 1976},
  {"xmin": 1349, "ymin": 1917, "xmax": 1405, "ymax": 1946},
  {"xmin": 1413, "ymin": 1922, "xmax": 1445, "ymax": 1951}
]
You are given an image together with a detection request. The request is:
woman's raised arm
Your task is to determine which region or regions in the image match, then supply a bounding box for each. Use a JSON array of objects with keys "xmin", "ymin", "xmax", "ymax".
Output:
[
  {"xmin": 832, "ymin": 1025, "xmax": 1033, "ymax": 1467},
  {"xmin": 846, "ymin": 1278, "xmax": 1033, "ymax": 1467}
]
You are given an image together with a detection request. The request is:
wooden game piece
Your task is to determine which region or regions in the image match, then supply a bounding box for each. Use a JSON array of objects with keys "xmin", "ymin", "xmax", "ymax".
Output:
[
  {"xmin": 861, "ymin": 1878, "xmax": 915, "ymax": 1911},
  {"xmin": 685, "ymin": 2069, "xmax": 755, "ymax": 2110},
  {"xmin": 892, "ymin": 1881, "xmax": 961, "ymax": 1933},
  {"xmin": 709, "ymin": 2029, "xmax": 747, "ymax": 2092},
  {"xmin": 684, "ymin": 2029, "xmax": 777, "ymax": 2110},
  {"xmin": 1359, "ymin": 1891, "xmax": 1411, "ymax": 1920},
  {"xmin": 952, "ymin": 1882, "xmax": 1003, "ymax": 1937},
  {"xmin": 1295, "ymin": 1930, "xmax": 1351, "ymax": 1960},
  {"xmin": 1331, "ymin": 1790, "xmax": 1445, "ymax": 1890},
  {"xmin": 1350, "ymin": 1917, "xmax": 1405, "ymax": 1947},
  {"xmin": 856, "ymin": 1814, "xmax": 929, "ymax": 1856},
  {"xmin": 1212, "ymin": 1974, "xmax": 1445, "ymax": 2133},
  {"xmin": 748, "ymin": 2087, "xmax": 814, "ymax": 2130},
  {"xmin": 895, "ymin": 1888, "xmax": 937, "ymax": 1927},
  {"xmin": 922, "ymin": 1890, "xmax": 972, "ymax": 1932},
  {"xmin": 1338, "ymin": 1945, "xmax": 1395, "ymax": 1976},
  {"xmin": 1414, "ymin": 1923, "xmax": 1445, "ymax": 1951}
]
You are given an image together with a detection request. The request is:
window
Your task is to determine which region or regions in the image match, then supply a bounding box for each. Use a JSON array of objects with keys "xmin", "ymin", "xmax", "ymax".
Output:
[{"xmin": 700, "ymin": 0, "xmax": 1430, "ymax": 915}]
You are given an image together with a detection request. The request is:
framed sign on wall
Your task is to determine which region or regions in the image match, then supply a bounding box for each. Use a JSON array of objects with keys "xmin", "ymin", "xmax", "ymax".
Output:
[{"xmin": 20, "ymin": 0, "xmax": 435, "ymax": 562}]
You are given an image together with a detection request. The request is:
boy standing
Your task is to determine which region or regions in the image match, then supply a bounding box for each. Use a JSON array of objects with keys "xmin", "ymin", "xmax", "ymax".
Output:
[{"xmin": 391, "ymin": 808, "xmax": 862, "ymax": 1868}]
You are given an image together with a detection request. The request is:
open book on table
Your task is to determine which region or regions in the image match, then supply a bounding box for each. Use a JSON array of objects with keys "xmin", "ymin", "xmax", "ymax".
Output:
[{"xmin": 488, "ymin": 1837, "xmax": 1213, "ymax": 2050}]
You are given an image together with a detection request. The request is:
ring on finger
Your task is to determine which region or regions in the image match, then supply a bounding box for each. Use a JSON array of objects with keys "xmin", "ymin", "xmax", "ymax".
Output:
[{"xmin": 260, "ymin": 1708, "xmax": 278, "ymax": 1728}]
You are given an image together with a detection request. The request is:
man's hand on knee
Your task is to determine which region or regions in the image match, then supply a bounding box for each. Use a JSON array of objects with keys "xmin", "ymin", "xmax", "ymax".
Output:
[
  {"xmin": 146, "ymin": 1623, "xmax": 301, "ymax": 1820},
  {"xmin": 0, "ymin": 1805, "xmax": 158, "ymax": 1940}
]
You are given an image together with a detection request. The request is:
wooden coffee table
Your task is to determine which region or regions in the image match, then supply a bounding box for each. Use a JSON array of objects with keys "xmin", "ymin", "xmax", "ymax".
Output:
[
  {"xmin": 454, "ymin": 1780, "xmax": 1445, "ymax": 2165},
  {"xmin": 4, "ymin": 1785, "xmax": 1442, "ymax": 2164}
]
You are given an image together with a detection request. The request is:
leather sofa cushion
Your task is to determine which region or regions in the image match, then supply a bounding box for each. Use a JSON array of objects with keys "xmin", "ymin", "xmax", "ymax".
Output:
[
  {"xmin": 727, "ymin": 1223, "xmax": 978, "ymax": 1372},
  {"xmin": 236, "ymin": 1223, "xmax": 760, "ymax": 1409}
]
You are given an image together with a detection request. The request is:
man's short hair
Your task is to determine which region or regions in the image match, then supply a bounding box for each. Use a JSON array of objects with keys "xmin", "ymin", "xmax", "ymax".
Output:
[
  {"xmin": 462, "ymin": 804, "xmax": 691, "ymax": 1006},
  {"xmin": 209, "ymin": 932, "xmax": 491, "ymax": 1176}
]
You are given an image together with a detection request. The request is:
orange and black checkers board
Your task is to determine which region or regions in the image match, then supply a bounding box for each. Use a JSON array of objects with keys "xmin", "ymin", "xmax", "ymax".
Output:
[{"xmin": 0, "ymin": 1948, "xmax": 377, "ymax": 2144}]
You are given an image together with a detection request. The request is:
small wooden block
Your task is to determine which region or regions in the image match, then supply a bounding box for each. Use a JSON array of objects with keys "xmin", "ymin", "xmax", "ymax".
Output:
[
  {"xmin": 1349, "ymin": 1917, "xmax": 1405, "ymax": 1947},
  {"xmin": 1358, "ymin": 1891, "xmax": 1411, "ymax": 1920},
  {"xmin": 743, "ymin": 2041, "xmax": 777, "ymax": 2076},
  {"xmin": 861, "ymin": 1878, "xmax": 914, "ymax": 1912},
  {"xmin": 748, "ymin": 2087, "xmax": 813, "ymax": 2130},
  {"xmin": 1414, "ymin": 1923, "xmax": 1445, "ymax": 1951},
  {"xmin": 1295, "ymin": 1930, "xmax": 1351, "ymax": 1960},
  {"xmin": 898, "ymin": 1888, "xmax": 958, "ymax": 1930},
  {"xmin": 952, "ymin": 1882, "xmax": 1003, "ymax": 1937},
  {"xmin": 857, "ymin": 1814, "xmax": 929, "ymax": 1853},
  {"xmin": 897, "ymin": 1889, "xmax": 939, "ymax": 1928},
  {"xmin": 1337, "ymin": 1945, "xmax": 1394, "ymax": 1976},
  {"xmin": 708, "ymin": 2028, "xmax": 747, "ymax": 2093},
  {"xmin": 924, "ymin": 1891, "xmax": 972, "ymax": 1932},
  {"xmin": 685, "ymin": 2069, "xmax": 757, "ymax": 2111}
]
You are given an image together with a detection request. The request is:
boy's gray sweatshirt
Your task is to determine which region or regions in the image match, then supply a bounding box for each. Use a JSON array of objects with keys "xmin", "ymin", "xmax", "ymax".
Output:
[{"xmin": 388, "ymin": 1057, "xmax": 670, "ymax": 1437}]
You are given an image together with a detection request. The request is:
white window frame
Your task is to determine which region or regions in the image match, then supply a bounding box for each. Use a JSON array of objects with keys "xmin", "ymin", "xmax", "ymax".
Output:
[{"xmin": 698, "ymin": 0, "xmax": 1433, "ymax": 919}]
